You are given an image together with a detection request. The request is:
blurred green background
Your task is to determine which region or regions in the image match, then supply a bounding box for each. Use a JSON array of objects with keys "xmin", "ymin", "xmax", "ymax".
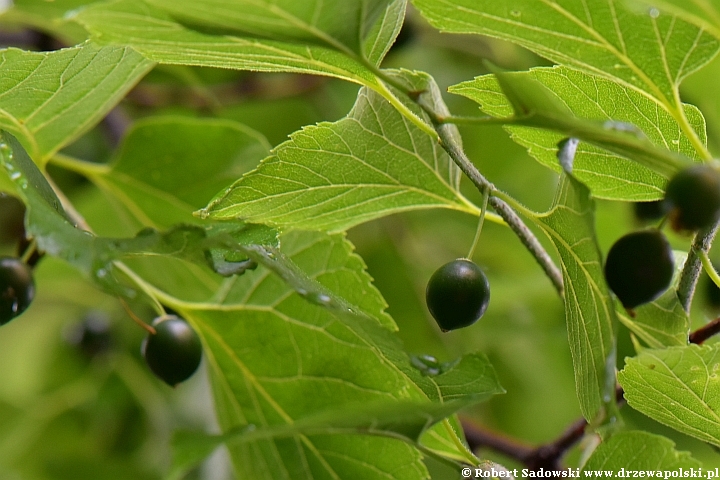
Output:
[{"xmin": 2, "ymin": 4, "xmax": 720, "ymax": 479}]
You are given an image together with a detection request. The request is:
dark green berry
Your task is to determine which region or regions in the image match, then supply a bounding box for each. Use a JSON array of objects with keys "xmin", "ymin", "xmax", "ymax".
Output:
[
  {"xmin": 66, "ymin": 312, "xmax": 113, "ymax": 358},
  {"xmin": 632, "ymin": 200, "xmax": 668, "ymax": 223},
  {"xmin": 664, "ymin": 164, "xmax": 720, "ymax": 231},
  {"xmin": 426, "ymin": 259, "xmax": 490, "ymax": 332},
  {"xmin": 604, "ymin": 230, "xmax": 674, "ymax": 309},
  {"xmin": 142, "ymin": 315, "xmax": 202, "ymax": 386},
  {"xmin": 0, "ymin": 256, "xmax": 35, "ymax": 325}
]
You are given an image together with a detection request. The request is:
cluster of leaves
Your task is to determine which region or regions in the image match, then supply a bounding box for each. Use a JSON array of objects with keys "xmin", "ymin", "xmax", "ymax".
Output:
[{"xmin": 3, "ymin": 0, "xmax": 720, "ymax": 478}]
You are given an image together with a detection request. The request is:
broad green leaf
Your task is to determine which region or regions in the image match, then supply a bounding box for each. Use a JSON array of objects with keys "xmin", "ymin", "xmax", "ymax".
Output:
[
  {"xmin": 619, "ymin": 344, "xmax": 720, "ymax": 446},
  {"xmin": 625, "ymin": 1, "xmax": 720, "ymax": 41},
  {"xmin": 73, "ymin": 0, "xmax": 406, "ymax": 87},
  {"xmin": 0, "ymin": 43, "xmax": 153, "ymax": 165},
  {"xmin": 166, "ymin": 229, "xmax": 503, "ymax": 479},
  {"xmin": 583, "ymin": 431, "xmax": 701, "ymax": 472},
  {"xmin": 60, "ymin": 117, "xmax": 271, "ymax": 230},
  {"xmin": 169, "ymin": 397, "xmax": 478, "ymax": 480},
  {"xmin": 534, "ymin": 174, "xmax": 617, "ymax": 421},
  {"xmin": 618, "ymin": 292, "xmax": 688, "ymax": 349},
  {"xmin": 0, "ymin": 131, "xmax": 277, "ymax": 296},
  {"xmin": 0, "ymin": 0, "xmax": 91, "ymax": 44},
  {"xmin": 450, "ymin": 66, "xmax": 702, "ymax": 200},
  {"xmin": 201, "ymin": 72, "xmax": 479, "ymax": 232},
  {"xmin": 413, "ymin": 0, "xmax": 717, "ymax": 159},
  {"xmin": 144, "ymin": 0, "xmax": 402, "ymax": 65},
  {"xmin": 617, "ymin": 251, "xmax": 689, "ymax": 349}
]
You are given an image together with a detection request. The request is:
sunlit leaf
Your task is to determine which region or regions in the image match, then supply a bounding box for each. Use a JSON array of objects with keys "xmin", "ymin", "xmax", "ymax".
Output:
[
  {"xmin": 624, "ymin": 0, "xmax": 720, "ymax": 42},
  {"xmin": 619, "ymin": 344, "xmax": 720, "ymax": 446},
  {"xmin": 201, "ymin": 71, "xmax": 478, "ymax": 232},
  {"xmin": 533, "ymin": 174, "xmax": 617, "ymax": 421},
  {"xmin": 74, "ymin": 0, "xmax": 406, "ymax": 87},
  {"xmin": 0, "ymin": 0, "xmax": 91, "ymax": 44},
  {"xmin": 0, "ymin": 131, "xmax": 277, "ymax": 296},
  {"xmin": 583, "ymin": 431, "xmax": 701, "ymax": 472},
  {"xmin": 413, "ymin": 0, "xmax": 717, "ymax": 151},
  {"xmin": 168, "ymin": 229, "xmax": 503, "ymax": 479},
  {"xmin": 0, "ymin": 43, "xmax": 153, "ymax": 165},
  {"xmin": 450, "ymin": 66, "xmax": 702, "ymax": 200}
]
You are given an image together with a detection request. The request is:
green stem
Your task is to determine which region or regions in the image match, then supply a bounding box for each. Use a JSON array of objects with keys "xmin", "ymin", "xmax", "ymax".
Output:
[
  {"xmin": 360, "ymin": 60, "xmax": 563, "ymax": 296},
  {"xmin": 434, "ymin": 122, "xmax": 564, "ymax": 297},
  {"xmin": 20, "ymin": 238, "xmax": 37, "ymax": 264},
  {"xmin": 440, "ymin": 114, "xmax": 525, "ymax": 126},
  {"xmin": 467, "ymin": 187, "xmax": 490, "ymax": 260},
  {"xmin": 373, "ymin": 80, "xmax": 439, "ymax": 139},
  {"xmin": 114, "ymin": 261, "xmax": 167, "ymax": 316},
  {"xmin": 699, "ymin": 251, "xmax": 720, "ymax": 289},
  {"xmin": 443, "ymin": 419, "xmax": 480, "ymax": 466},
  {"xmin": 49, "ymin": 153, "xmax": 110, "ymax": 177},
  {"xmin": 670, "ymin": 93, "xmax": 712, "ymax": 161}
]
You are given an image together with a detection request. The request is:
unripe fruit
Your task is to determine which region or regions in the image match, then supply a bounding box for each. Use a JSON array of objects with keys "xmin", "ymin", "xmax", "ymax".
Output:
[
  {"xmin": 426, "ymin": 259, "xmax": 490, "ymax": 332},
  {"xmin": 0, "ymin": 256, "xmax": 35, "ymax": 325},
  {"xmin": 604, "ymin": 230, "xmax": 674, "ymax": 309},
  {"xmin": 664, "ymin": 164, "xmax": 720, "ymax": 231},
  {"xmin": 142, "ymin": 315, "xmax": 202, "ymax": 386},
  {"xmin": 66, "ymin": 312, "xmax": 113, "ymax": 358},
  {"xmin": 632, "ymin": 200, "xmax": 667, "ymax": 223}
]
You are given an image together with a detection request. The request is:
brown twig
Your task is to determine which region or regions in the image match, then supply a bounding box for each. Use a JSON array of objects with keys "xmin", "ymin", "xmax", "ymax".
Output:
[
  {"xmin": 464, "ymin": 316, "xmax": 720, "ymax": 471},
  {"xmin": 689, "ymin": 316, "xmax": 720, "ymax": 345},
  {"xmin": 119, "ymin": 298, "xmax": 156, "ymax": 335}
]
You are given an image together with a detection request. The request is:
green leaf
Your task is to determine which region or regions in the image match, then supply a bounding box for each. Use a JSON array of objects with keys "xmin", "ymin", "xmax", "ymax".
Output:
[
  {"xmin": 0, "ymin": 130, "xmax": 277, "ymax": 296},
  {"xmin": 619, "ymin": 344, "xmax": 720, "ymax": 446},
  {"xmin": 0, "ymin": 43, "xmax": 153, "ymax": 165},
  {"xmin": 143, "ymin": 0, "xmax": 402, "ymax": 65},
  {"xmin": 413, "ymin": 0, "xmax": 717, "ymax": 159},
  {"xmin": 201, "ymin": 71, "xmax": 478, "ymax": 232},
  {"xmin": 534, "ymin": 174, "xmax": 617, "ymax": 421},
  {"xmin": 169, "ymin": 398, "xmax": 477, "ymax": 480},
  {"xmin": 170, "ymin": 229, "xmax": 503, "ymax": 479},
  {"xmin": 62, "ymin": 116, "xmax": 271, "ymax": 230},
  {"xmin": 0, "ymin": 0, "xmax": 91, "ymax": 44},
  {"xmin": 73, "ymin": 0, "xmax": 406, "ymax": 87},
  {"xmin": 625, "ymin": 1, "xmax": 720, "ymax": 41},
  {"xmin": 450, "ymin": 66, "xmax": 702, "ymax": 200},
  {"xmin": 583, "ymin": 431, "xmax": 701, "ymax": 472}
]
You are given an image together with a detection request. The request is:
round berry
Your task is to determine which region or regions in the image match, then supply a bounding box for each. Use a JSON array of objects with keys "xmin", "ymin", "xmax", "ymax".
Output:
[
  {"xmin": 426, "ymin": 259, "xmax": 490, "ymax": 332},
  {"xmin": 66, "ymin": 312, "xmax": 113, "ymax": 358},
  {"xmin": 604, "ymin": 230, "xmax": 674, "ymax": 310},
  {"xmin": 664, "ymin": 164, "xmax": 720, "ymax": 231},
  {"xmin": 632, "ymin": 200, "xmax": 667, "ymax": 223},
  {"xmin": 142, "ymin": 315, "xmax": 202, "ymax": 386},
  {"xmin": 0, "ymin": 256, "xmax": 35, "ymax": 325}
]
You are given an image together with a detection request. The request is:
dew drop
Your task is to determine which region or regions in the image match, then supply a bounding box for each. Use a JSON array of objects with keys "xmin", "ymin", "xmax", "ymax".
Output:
[
  {"xmin": 649, "ymin": 7, "xmax": 660, "ymax": 19},
  {"xmin": 671, "ymin": 139, "xmax": 680, "ymax": 145},
  {"xmin": 316, "ymin": 294, "xmax": 331, "ymax": 305},
  {"xmin": 9, "ymin": 171, "xmax": 21, "ymax": 180},
  {"xmin": 510, "ymin": 10, "xmax": 521, "ymax": 17}
]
